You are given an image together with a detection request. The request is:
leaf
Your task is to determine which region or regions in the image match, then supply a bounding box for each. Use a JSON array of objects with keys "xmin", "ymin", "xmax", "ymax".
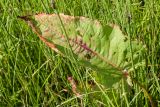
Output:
[{"xmin": 19, "ymin": 13, "xmax": 144, "ymax": 88}]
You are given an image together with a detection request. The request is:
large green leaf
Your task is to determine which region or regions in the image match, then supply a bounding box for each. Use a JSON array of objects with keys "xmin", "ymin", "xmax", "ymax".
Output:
[{"xmin": 19, "ymin": 13, "xmax": 144, "ymax": 88}]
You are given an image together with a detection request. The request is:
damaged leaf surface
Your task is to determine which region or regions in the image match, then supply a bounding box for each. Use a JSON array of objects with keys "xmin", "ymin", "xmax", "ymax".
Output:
[{"xmin": 19, "ymin": 13, "xmax": 144, "ymax": 88}]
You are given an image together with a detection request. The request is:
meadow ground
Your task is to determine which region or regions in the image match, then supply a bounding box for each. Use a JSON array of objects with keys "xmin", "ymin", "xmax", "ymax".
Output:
[{"xmin": 0, "ymin": 0, "xmax": 160, "ymax": 106}]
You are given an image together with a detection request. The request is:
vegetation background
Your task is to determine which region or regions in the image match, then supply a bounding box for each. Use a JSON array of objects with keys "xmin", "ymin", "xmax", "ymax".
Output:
[{"xmin": 0, "ymin": 0, "xmax": 160, "ymax": 106}]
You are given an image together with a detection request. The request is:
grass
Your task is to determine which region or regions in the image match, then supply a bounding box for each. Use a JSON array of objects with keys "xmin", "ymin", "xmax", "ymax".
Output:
[{"xmin": 0, "ymin": 0, "xmax": 160, "ymax": 106}]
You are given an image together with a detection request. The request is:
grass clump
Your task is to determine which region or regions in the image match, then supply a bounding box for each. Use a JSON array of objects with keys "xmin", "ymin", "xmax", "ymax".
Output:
[{"xmin": 0, "ymin": 0, "xmax": 160, "ymax": 106}]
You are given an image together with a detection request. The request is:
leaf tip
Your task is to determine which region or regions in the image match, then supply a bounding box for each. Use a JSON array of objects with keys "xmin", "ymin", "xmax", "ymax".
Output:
[{"xmin": 17, "ymin": 15, "xmax": 31, "ymax": 21}]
